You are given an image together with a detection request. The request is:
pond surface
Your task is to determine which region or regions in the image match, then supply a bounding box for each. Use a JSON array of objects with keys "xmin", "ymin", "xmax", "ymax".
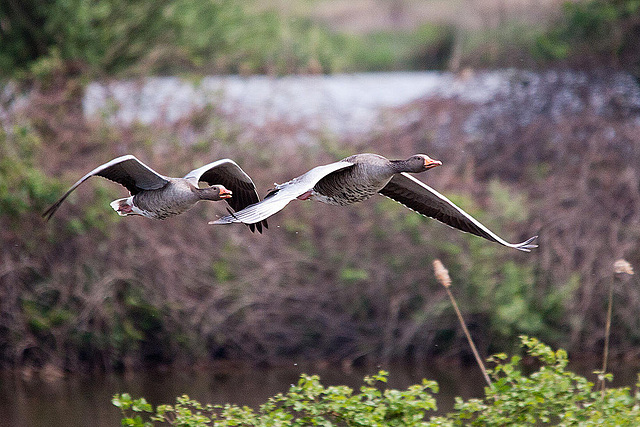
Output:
[
  {"xmin": 0, "ymin": 359, "xmax": 637, "ymax": 427},
  {"xmin": 81, "ymin": 70, "xmax": 640, "ymax": 137},
  {"xmin": 0, "ymin": 362, "xmax": 486, "ymax": 427}
]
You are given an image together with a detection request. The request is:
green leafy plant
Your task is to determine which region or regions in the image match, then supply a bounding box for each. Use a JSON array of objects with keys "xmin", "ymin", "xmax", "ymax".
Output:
[
  {"xmin": 114, "ymin": 370, "xmax": 438, "ymax": 426},
  {"xmin": 113, "ymin": 393, "xmax": 153, "ymax": 427},
  {"xmin": 446, "ymin": 336, "xmax": 640, "ymax": 425}
]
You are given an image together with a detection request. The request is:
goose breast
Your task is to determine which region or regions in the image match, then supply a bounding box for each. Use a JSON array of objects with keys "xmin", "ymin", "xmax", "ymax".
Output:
[{"xmin": 132, "ymin": 179, "xmax": 199, "ymax": 219}]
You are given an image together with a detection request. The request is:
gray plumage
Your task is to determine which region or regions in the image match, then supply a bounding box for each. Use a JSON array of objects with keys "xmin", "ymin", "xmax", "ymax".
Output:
[
  {"xmin": 312, "ymin": 153, "xmax": 406, "ymax": 205},
  {"xmin": 43, "ymin": 155, "xmax": 267, "ymax": 232},
  {"xmin": 211, "ymin": 153, "xmax": 538, "ymax": 252}
]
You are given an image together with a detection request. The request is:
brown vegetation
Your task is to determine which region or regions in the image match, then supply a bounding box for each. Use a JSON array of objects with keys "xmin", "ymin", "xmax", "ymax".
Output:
[
  {"xmin": 2, "ymin": 69, "xmax": 640, "ymax": 373},
  {"xmin": 371, "ymin": 69, "xmax": 640, "ymax": 352}
]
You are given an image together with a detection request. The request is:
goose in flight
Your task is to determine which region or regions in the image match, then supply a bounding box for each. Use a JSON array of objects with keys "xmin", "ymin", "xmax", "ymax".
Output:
[
  {"xmin": 211, "ymin": 153, "xmax": 537, "ymax": 250},
  {"xmin": 43, "ymin": 155, "xmax": 268, "ymax": 232}
]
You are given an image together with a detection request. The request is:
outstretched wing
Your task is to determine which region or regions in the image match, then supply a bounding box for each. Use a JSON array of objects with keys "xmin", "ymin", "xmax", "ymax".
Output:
[
  {"xmin": 184, "ymin": 159, "xmax": 267, "ymax": 232},
  {"xmin": 210, "ymin": 161, "xmax": 354, "ymax": 226},
  {"xmin": 379, "ymin": 173, "xmax": 538, "ymax": 252},
  {"xmin": 42, "ymin": 155, "xmax": 168, "ymax": 221}
]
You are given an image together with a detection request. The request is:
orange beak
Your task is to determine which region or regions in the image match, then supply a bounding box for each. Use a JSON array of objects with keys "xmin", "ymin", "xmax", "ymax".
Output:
[
  {"xmin": 219, "ymin": 188, "xmax": 233, "ymax": 199},
  {"xmin": 424, "ymin": 157, "xmax": 442, "ymax": 169}
]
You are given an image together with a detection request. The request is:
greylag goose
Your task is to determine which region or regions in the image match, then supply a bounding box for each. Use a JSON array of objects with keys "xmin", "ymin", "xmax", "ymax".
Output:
[
  {"xmin": 43, "ymin": 155, "xmax": 268, "ymax": 232},
  {"xmin": 211, "ymin": 153, "xmax": 537, "ymax": 251}
]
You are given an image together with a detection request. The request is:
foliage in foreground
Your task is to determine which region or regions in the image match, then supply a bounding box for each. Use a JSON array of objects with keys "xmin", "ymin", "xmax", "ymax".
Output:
[{"xmin": 113, "ymin": 337, "xmax": 640, "ymax": 426}]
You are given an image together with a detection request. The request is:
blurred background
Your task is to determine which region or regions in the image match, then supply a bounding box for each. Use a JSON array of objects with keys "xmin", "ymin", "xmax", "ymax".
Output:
[{"xmin": 1, "ymin": 0, "xmax": 640, "ymax": 425}]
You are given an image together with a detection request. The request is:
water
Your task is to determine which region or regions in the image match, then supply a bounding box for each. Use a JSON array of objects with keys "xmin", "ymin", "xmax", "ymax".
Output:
[
  {"xmin": 2, "ymin": 359, "xmax": 638, "ymax": 427},
  {"xmin": 0, "ymin": 362, "xmax": 487, "ymax": 426},
  {"xmin": 80, "ymin": 71, "xmax": 640, "ymax": 137},
  {"xmin": 2, "ymin": 358, "xmax": 639, "ymax": 426}
]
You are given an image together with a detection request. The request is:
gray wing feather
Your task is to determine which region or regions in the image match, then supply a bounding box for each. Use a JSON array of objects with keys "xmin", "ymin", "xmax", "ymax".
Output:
[
  {"xmin": 210, "ymin": 160, "xmax": 354, "ymax": 225},
  {"xmin": 42, "ymin": 155, "xmax": 168, "ymax": 220},
  {"xmin": 379, "ymin": 173, "xmax": 538, "ymax": 252},
  {"xmin": 184, "ymin": 159, "xmax": 253, "ymax": 185},
  {"xmin": 185, "ymin": 158, "xmax": 267, "ymax": 232}
]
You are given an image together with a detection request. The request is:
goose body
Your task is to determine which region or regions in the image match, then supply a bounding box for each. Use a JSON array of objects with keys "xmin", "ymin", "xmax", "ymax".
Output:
[
  {"xmin": 308, "ymin": 153, "xmax": 411, "ymax": 205},
  {"xmin": 43, "ymin": 155, "xmax": 268, "ymax": 232},
  {"xmin": 112, "ymin": 178, "xmax": 212, "ymax": 220},
  {"xmin": 211, "ymin": 153, "xmax": 538, "ymax": 251}
]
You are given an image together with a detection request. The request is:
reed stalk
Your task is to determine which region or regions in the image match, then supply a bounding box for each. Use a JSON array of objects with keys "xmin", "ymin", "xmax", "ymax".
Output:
[
  {"xmin": 600, "ymin": 259, "xmax": 634, "ymax": 396},
  {"xmin": 433, "ymin": 259, "xmax": 492, "ymax": 388},
  {"xmin": 599, "ymin": 276, "xmax": 614, "ymax": 396}
]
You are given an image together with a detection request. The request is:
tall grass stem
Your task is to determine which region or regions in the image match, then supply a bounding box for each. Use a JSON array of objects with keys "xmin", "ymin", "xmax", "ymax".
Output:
[
  {"xmin": 600, "ymin": 279, "xmax": 614, "ymax": 396},
  {"xmin": 601, "ymin": 259, "xmax": 635, "ymax": 395},
  {"xmin": 433, "ymin": 259, "xmax": 492, "ymax": 388}
]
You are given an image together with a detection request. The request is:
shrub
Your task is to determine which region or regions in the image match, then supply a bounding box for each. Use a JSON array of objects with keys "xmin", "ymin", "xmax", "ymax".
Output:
[
  {"xmin": 446, "ymin": 336, "xmax": 640, "ymax": 425},
  {"xmin": 0, "ymin": 0, "xmax": 173, "ymax": 77},
  {"xmin": 0, "ymin": 125, "xmax": 61, "ymax": 220},
  {"xmin": 0, "ymin": 0, "xmax": 359, "ymax": 77},
  {"xmin": 114, "ymin": 370, "xmax": 438, "ymax": 426},
  {"xmin": 536, "ymin": 0, "xmax": 640, "ymax": 76}
]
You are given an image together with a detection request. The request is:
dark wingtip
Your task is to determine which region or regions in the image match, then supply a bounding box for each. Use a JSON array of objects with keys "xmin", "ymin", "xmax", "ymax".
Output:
[
  {"xmin": 245, "ymin": 219, "xmax": 268, "ymax": 234},
  {"xmin": 264, "ymin": 188, "xmax": 279, "ymax": 200},
  {"xmin": 41, "ymin": 203, "xmax": 59, "ymax": 222}
]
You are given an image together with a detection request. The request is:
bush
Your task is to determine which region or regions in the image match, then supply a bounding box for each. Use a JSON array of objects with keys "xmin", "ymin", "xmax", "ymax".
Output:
[
  {"xmin": 114, "ymin": 370, "xmax": 438, "ymax": 426},
  {"xmin": 113, "ymin": 337, "xmax": 640, "ymax": 426},
  {"xmin": 0, "ymin": 0, "xmax": 173, "ymax": 77},
  {"xmin": 165, "ymin": 2, "xmax": 358, "ymax": 75},
  {"xmin": 448, "ymin": 337, "xmax": 640, "ymax": 425},
  {"xmin": 0, "ymin": 0, "xmax": 360, "ymax": 77},
  {"xmin": 536, "ymin": 0, "xmax": 640, "ymax": 76},
  {"xmin": 0, "ymin": 0, "xmax": 460, "ymax": 78},
  {"xmin": 0, "ymin": 125, "xmax": 61, "ymax": 220}
]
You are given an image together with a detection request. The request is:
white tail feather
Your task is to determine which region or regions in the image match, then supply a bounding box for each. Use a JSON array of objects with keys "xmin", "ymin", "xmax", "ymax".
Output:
[{"xmin": 110, "ymin": 197, "xmax": 135, "ymax": 216}]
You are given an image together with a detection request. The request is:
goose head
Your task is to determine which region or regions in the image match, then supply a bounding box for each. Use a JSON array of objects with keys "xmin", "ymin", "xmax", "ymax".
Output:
[
  {"xmin": 198, "ymin": 184, "xmax": 233, "ymax": 201},
  {"xmin": 395, "ymin": 154, "xmax": 442, "ymax": 173}
]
